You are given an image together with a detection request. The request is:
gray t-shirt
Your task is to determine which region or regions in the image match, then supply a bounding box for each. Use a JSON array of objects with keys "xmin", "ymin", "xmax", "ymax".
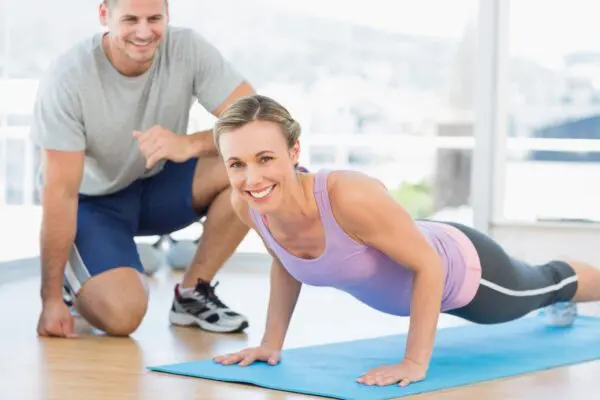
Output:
[{"xmin": 30, "ymin": 26, "xmax": 244, "ymax": 196}]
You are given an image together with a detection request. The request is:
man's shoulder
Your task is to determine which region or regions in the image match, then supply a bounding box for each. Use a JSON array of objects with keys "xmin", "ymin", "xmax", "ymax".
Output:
[
  {"xmin": 165, "ymin": 26, "xmax": 203, "ymax": 44},
  {"xmin": 162, "ymin": 26, "xmax": 219, "ymax": 57},
  {"xmin": 44, "ymin": 34, "xmax": 102, "ymax": 89}
]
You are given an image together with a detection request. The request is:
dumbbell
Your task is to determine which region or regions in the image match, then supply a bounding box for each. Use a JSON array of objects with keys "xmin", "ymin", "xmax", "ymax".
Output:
[
  {"xmin": 165, "ymin": 219, "xmax": 205, "ymax": 271},
  {"xmin": 136, "ymin": 236, "xmax": 168, "ymax": 276},
  {"xmin": 165, "ymin": 236, "xmax": 201, "ymax": 271}
]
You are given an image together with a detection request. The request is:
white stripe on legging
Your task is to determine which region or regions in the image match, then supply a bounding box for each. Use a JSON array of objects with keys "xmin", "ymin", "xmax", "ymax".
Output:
[{"xmin": 480, "ymin": 275, "xmax": 578, "ymax": 297}]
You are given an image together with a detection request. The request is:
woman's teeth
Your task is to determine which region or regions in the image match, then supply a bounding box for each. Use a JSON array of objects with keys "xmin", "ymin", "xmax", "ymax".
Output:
[{"xmin": 250, "ymin": 186, "xmax": 274, "ymax": 199}]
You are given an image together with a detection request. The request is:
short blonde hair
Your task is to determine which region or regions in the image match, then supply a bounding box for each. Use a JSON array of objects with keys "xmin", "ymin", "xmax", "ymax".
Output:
[{"xmin": 213, "ymin": 95, "xmax": 301, "ymax": 153}]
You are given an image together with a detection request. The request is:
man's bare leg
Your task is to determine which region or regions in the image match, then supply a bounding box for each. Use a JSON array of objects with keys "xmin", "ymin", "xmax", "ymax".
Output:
[
  {"xmin": 180, "ymin": 155, "xmax": 249, "ymax": 287},
  {"xmin": 75, "ymin": 267, "xmax": 148, "ymax": 336},
  {"xmin": 181, "ymin": 186, "xmax": 249, "ymax": 287},
  {"xmin": 169, "ymin": 155, "xmax": 250, "ymax": 333}
]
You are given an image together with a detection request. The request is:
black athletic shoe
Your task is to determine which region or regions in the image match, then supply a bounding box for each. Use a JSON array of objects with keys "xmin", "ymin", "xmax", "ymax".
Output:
[{"xmin": 169, "ymin": 280, "xmax": 249, "ymax": 333}]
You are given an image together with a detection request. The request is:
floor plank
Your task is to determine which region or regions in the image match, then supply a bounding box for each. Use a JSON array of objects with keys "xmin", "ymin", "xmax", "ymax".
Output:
[{"xmin": 1, "ymin": 267, "xmax": 599, "ymax": 400}]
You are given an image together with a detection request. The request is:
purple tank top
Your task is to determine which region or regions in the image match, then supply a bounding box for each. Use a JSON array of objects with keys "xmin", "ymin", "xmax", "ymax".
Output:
[{"xmin": 249, "ymin": 169, "xmax": 469, "ymax": 316}]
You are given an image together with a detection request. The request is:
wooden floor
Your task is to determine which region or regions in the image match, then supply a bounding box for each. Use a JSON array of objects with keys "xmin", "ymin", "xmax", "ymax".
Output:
[{"xmin": 2, "ymin": 266, "xmax": 599, "ymax": 400}]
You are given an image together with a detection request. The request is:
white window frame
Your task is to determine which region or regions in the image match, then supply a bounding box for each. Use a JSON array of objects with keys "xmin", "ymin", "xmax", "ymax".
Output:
[
  {"xmin": 473, "ymin": 0, "xmax": 600, "ymax": 252},
  {"xmin": 471, "ymin": 0, "xmax": 509, "ymax": 235}
]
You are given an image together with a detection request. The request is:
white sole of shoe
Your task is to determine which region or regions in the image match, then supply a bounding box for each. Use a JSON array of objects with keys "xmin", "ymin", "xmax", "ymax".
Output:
[{"xmin": 169, "ymin": 311, "xmax": 249, "ymax": 333}]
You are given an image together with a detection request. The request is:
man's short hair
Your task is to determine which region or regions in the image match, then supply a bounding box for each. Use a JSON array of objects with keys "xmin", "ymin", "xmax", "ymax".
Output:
[{"xmin": 103, "ymin": 0, "xmax": 167, "ymax": 8}]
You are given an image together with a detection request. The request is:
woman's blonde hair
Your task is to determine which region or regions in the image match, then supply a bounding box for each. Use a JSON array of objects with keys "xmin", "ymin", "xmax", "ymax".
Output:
[{"xmin": 213, "ymin": 94, "xmax": 301, "ymax": 153}]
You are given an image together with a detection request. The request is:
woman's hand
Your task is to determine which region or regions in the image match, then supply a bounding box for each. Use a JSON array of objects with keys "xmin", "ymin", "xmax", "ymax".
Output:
[
  {"xmin": 213, "ymin": 345, "xmax": 281, "ymax": 367},
  {"xmin": 356, "ymin": 358, "xmax": 428, "ymax": 387}
]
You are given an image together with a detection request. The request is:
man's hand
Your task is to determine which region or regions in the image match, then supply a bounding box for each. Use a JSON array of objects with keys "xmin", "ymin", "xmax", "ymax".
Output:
[
  {"xmin": 133, "ymin": 126, "xmax": 192, "ymax": 169},
  {"xmin": 37, "ymin": 299, "xmax": 78, "ymax": 339}
]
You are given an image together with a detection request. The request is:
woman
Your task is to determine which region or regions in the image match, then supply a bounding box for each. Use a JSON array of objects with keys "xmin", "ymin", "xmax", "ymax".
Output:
[{"xmin": 211, "ymin": 94, "xmax": 600, "ymax": 388}]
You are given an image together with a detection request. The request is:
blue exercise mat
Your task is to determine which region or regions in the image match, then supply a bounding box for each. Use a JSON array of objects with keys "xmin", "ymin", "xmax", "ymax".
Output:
[{"xmin": 148, "ymin": 315, "xmax": 600, "ymax": 399}]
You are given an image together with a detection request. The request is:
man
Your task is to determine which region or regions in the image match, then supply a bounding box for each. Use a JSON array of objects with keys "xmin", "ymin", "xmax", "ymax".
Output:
[{"xmin": 31, "ymin": 0, "xmax": 255, "ymax": 337}]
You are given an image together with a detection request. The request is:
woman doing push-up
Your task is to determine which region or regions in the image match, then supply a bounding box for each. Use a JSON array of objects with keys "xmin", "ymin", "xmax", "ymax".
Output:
[{"xmin": 211, "ymin": 94, "xmax": 600, "ymax": 388}]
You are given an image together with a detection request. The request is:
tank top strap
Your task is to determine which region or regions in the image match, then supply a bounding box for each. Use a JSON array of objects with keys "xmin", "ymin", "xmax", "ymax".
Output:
[
  {"xmin": 248, "ymin": 205, "xmax": 273, "ymax": 246},
  {"xmin": 312, "ymin": 169, "xmax": 341, "ymax": 231}
]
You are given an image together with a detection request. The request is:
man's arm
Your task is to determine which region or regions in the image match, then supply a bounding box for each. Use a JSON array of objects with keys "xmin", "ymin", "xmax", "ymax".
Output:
[
  {"xmin": 28, "ymin": 56, "xmax": 86, "ymax": 338},
  {"xmin": 39, "ymin": 150, "xmax": 84, "ymax": 302},
  {"xmin": 135, "ymin": 32, "xmax": 256, "ymax": 165},
  {"xmin": 184, "ymin": 30, "xmax": 257, "ymax": 157},
  {"xmin": 184, "ymin": 80, "xmax": 256, "ymax": 158}
]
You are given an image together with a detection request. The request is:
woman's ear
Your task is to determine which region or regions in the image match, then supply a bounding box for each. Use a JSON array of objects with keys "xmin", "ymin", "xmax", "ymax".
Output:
[{"xmin": 290, "ymin": 140, "xmax": 301, "ymax": 165}]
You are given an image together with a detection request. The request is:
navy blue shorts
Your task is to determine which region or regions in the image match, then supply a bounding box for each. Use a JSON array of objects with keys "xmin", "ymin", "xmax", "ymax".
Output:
[{"xmin": 65, "ymin": 158, "xmax": 202, "ymax": 291}]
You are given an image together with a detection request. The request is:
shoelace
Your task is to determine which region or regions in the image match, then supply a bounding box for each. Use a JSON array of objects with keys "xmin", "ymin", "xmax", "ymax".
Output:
[{"xmin": 194, "ymin": 280, "xmax": 228, "ymax": 309}]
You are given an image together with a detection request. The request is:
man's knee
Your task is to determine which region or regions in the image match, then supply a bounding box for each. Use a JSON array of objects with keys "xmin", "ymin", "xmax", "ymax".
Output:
[{"xmin": 75, "ymin": 267, "xmax": 149, "ymax": 336}]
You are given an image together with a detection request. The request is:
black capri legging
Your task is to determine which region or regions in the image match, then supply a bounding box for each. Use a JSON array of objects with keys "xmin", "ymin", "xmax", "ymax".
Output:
[{"xmin": 440, "ymin": 222, "xmax": 578, "ymax": 324}]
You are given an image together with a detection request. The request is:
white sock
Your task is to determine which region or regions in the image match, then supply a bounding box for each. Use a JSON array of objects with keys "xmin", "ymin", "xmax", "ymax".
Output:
[{"xmin": 178, "ymin": 285, "xmax": 196, "ymax": 297}]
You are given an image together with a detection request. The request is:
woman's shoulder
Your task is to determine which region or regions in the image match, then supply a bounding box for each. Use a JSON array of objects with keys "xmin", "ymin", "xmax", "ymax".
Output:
[
  {"xmin": 323, "ymin": 169, "xmax": 389, "ymax": 223},
  {"xmin": 323, "ymin": 169, "xmax": 416, "ymax": 244},
  {"xmin": 324, "ymin": 169, "xmax": 388, "ymax": 200}
]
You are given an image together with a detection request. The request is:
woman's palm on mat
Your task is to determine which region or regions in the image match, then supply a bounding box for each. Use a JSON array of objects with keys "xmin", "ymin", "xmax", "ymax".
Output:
[
  {"xmin": 357, "ymin": 359, "xmax": 427, "ymax": 387},
  {"xmin": 214, "ymin": 345, "xmax": 427, "ymax": 388},
  {"xmin": 214, "ymin": 346, "xmax": 281, "ymax": 367}
]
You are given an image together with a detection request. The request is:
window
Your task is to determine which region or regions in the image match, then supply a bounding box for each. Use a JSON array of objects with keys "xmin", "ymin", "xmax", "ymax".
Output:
[
  {"xmin": 172, "ymin": 0, "xmax": 480, "ymax": 224},
  {"xmin": 6, "ymin": 114, "xmax": 32, "ymax": 127},
  {"xmin": 0, "ymin": 134, "xmax": 4, "ymax": 206},
  {"xmin": 309, "ymin": 146, "xmax": 337, "ymax": 165},
  {"xmin": 1, "ymin": 0, "xmax": 481, "ymax": 263},
  {"xmin": 500, "ymin": 0, "xmax": 600, "ymax": 223},
  {"xmin": 5, "ymin": 138, "xmax": 25, "ymax": 205},
  {"xmin": 0, "ymin": 0, "xmax": 7, "ymax": 79},
  {"xmin": 32, "ymin": 144, "xmax": 41, "ymax": 205},
  {"xmin": 0, "ymin": 0, "xmax": 99, "ymax": 262}
]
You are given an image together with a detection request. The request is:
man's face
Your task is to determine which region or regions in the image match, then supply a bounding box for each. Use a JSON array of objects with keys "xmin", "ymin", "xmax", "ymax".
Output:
[{"xmin": 100, "ymin": 0, "xmax": 168, "ymax": 72}]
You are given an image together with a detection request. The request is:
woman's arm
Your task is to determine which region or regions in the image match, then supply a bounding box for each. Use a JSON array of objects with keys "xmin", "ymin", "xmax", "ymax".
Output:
[
  {"xmin": 230, "ymin": 192, "xmax": 302, "ymax": 350},
  {"xmin": 329, "ymin": 171, "xmax": 444, "ymax": 369},
  {"xmin": 260, "ymin": 253, "xmax": 303, "ymax": 350}
]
